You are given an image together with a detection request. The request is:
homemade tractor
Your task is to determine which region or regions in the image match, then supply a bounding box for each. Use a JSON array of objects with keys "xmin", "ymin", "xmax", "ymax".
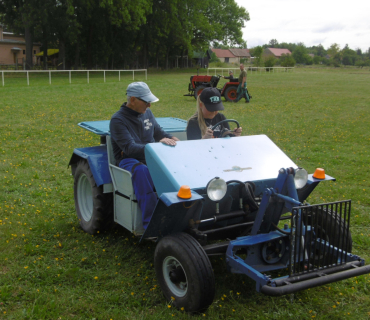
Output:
[
  {"xmin": 184, "ymin": 74, "xmax": 242, "ymax": 102},
  {"xmin": 69, "ymin": 118, "xmax": 370, "ymax": 313}
]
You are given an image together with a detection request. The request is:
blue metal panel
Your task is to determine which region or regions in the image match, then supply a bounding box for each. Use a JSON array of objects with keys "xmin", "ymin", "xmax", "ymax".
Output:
[
  {"xmin": 145, "ymin": 135, "xmax": 298, "ymax": 197},
  {"xmin": 141, "ymin": 191, "xmax": 204, "ymax": 240},
  {"xmin": 70, "ymin": 146, "xmax": 111, "ymax": 187},
  {"xmin": 77, "ymin": 117, "xmax": 187, "ymax": 136}
]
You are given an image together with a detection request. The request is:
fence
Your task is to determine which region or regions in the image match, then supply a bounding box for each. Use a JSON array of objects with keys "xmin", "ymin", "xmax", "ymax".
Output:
[
  {"xmin": 207, "ymin": 67, "xmax": 294, "ymax": 76},
  {"xmin": 1, "ymin": 69, "xmax": 147, "ymax": 87}
]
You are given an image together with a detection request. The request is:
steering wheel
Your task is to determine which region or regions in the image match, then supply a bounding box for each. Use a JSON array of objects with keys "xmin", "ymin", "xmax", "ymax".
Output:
[{"xmin": 211, "ymin": 119, "xmax": 240, "ymax": 138}]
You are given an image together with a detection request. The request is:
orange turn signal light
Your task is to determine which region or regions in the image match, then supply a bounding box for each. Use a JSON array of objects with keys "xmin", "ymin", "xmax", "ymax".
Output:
[
  {"xmin": 313, "ymin": 168, "xmax": 326, "ymax": 180},
  {"xmin": 177, "ymin": 185, "xmax": 192, "ymax": 199}
]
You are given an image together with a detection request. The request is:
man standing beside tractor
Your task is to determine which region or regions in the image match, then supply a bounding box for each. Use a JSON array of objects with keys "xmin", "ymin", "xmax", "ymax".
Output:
[{"xmin": 236, "ymin": 64, "xmax": 250, "ymax": 103}]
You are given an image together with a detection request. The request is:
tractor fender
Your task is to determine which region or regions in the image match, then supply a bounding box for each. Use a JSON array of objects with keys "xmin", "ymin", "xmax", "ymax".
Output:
[
  {"xmin": 69, "ymin": 146, "xmax": 111, "ymax": 187},
  {"xmin": 141, "ymin": 191, "xmax": 204, "ymax": 241}
]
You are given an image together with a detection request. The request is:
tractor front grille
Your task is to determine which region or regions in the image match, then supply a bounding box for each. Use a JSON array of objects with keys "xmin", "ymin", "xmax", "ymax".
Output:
[{"xmin": 290, "ymin": 200, "xmax": 352, "ymax": 277}]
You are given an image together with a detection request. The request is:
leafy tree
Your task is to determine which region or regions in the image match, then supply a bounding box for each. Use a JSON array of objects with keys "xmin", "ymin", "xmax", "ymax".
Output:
[
  {"xmin": 251, "ymin": 46, "xmax": 263, "ymax": 66},
  {"xmin": 313, "ymin": 55, "xmax": 321, "ymax": 65},
  {"xmin": 264, "ymin": 55, "xmax": 276, "ymax": 70},
  {"xmin": 293, "ymin": 45, "xmax": 309, "ymax": 64},
  {"xmin": 341, "ymin": 46, "xmax": 357, "ymax": 66},
  {"xmin": 209, "ymin": 51, "xmax": 220, "ymax": 63},
  {"xmin": 280, "ymin": 53, "xmax": 295, "ymax": 67},
  {"xmin": 268, "ymin": 39, "xmax": 278, "ymax": 48}
]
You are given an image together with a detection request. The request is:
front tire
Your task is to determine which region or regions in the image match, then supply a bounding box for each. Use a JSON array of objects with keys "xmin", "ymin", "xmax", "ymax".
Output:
[
  {"xmin": 154, "ymin": 232, "xmax": 215, "ymax": 313},
  {"xmin": 73, "ymin": 160, "xmax": 113, "ymax": 234},
  {"xmin": 224, "ymin": 86, "xmax": 238, "ymax": 102}
]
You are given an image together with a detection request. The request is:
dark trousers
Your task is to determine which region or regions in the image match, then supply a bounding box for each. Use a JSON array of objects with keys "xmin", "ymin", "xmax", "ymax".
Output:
[{"xmin": 236, "ymin": 82, "xmax": 249, "ymax": 102}]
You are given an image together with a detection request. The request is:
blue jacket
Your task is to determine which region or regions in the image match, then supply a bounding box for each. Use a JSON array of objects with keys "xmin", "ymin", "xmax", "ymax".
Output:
[{"xmin": 110, "ymin": 103, "xmax": 172, "ymax": 164}]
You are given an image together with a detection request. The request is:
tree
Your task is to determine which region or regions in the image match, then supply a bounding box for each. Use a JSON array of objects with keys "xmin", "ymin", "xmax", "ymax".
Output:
[
  {"xmin": 264, "ymin": 55, "xmax": 276, "ymax": 70},
  {"xmin": 280, "ymin": 53, "xmax": 295, "ymax": 67},
  {"xmin": 268, "ymin": 39, "xmax": 278, "ymax": 48},
  {"xmin": 292, "ymin": 45, "xmax": 309, "ymax": 64},
  {"xmin": 251, "ymin": 46, "xmax": 263, "ymax": 67}
]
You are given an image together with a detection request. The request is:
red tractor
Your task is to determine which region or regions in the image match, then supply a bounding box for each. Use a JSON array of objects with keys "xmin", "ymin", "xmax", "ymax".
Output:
[{"xmin": 184, "ymin": 74, "xmax": 240, "ymax": 102}]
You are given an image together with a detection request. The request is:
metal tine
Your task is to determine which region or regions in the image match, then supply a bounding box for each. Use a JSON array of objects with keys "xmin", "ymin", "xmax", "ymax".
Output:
[
  {"xmin": 324, "ymin": 203, "xmax": 331, "ymax": 267},
  {"xmin": 297, "ymin": 208, "xmax": 303, "ymax": 274},
  {"xmin": 345, "ymin": 201, "xmax": 351, "ymax": 263},
  {"xmin": 305, "ymin": 207, "xmax": 313, "ymax": 272},
  {"xmin": 317, "ymin": 205, "xmax": 324, "ymax": 270}
]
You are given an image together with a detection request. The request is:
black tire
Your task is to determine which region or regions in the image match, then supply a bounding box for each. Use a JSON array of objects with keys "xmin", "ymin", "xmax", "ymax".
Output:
[
  {"xmin": 305, "ymin": 208, "xmax": 353, "ymax": 254},
  {"xmin": 73, "ymin": 160, "xmax": 113, "ymax": 234},
  {"xmin": 154, "ymin": 232, "xmax": 215, "ymax": 313},
  {"xmin": 194, "ymin": 85, "xmax": 206, "ymax": 99},
  {"xmin": 224, "ymin": 86, "xmax": 238, "ymax": 102}
]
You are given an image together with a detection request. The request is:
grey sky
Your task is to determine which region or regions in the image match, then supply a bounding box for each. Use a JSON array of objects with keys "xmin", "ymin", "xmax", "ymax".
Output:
[{"xmin": 235, "ymin": 0, "xmax": 370, "ymax": 51}]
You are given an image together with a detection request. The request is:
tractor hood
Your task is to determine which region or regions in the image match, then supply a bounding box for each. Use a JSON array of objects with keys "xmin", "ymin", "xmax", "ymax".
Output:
[{"xmin": 145, "ymin": 135, "xmax": 298, "ymax": 197}]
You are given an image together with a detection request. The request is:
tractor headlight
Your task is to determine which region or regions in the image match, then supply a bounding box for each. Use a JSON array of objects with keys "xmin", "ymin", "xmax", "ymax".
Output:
[
  {"xmin": 206, "ymin": 177, "xmax": 227, "ymax": 202},
  {"xmin": 294, "ymin": 168, "xmax": 308, "ymax": 189}
]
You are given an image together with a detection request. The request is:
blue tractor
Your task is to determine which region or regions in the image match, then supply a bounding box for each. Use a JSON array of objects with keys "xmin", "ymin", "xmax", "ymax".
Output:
[{"xmin": 69, "ymin": 118, "xmax": 370, "ymax": 312}]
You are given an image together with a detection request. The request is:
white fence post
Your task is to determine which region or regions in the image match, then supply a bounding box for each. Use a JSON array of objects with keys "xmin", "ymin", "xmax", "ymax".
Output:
[
  {"xmin": 87, "ymin": 71, "xmax": 89, "ymax": 84},
  {"xmin": 27, "ymin": 71, "xmax": 29, "ymax": 86},
  {"xmin": 2, "ymin": 71, "xmax": 4, "ymax": 86}
]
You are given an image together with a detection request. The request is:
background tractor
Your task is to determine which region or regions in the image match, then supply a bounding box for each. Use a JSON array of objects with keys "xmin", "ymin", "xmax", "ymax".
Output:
[{"xmin": 184, "ymin": 74, "xmax": 241, "ymax": 102}]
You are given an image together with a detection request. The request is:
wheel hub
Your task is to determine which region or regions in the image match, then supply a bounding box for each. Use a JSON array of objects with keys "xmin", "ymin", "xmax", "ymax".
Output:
[{"xmin": 169, "ymin": 266, "xmax": 186, "ymax": 283}]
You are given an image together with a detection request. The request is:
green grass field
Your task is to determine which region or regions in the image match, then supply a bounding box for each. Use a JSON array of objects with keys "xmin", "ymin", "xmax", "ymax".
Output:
[{"xmin": 1, "ymin": 68, "xmax": 369, "ymax": 319}]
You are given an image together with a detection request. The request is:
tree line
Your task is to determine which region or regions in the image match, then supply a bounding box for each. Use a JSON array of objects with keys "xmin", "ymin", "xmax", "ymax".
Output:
[
  {"xmin": 250, "ymin": 40, "xmax": 370, "ymax": 68},
  {"xmin": 0, "ymin": 0, "xmax": 249, "ymax": 70}
]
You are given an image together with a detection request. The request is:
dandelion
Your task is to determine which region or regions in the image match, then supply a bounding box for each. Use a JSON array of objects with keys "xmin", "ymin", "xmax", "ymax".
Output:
[
  {"xmin": 94, "ymin": 276, "xmax": 98, "ymax": 280},
  {"xmin": 168, "ymin": 305, "xmax": 171, "ymax": 308},
  {"xmin": 24, "ymin": 266, "xmax": 28, "ymax": 269},
  {"xmin": 171, "ymin": 296, "xmax": 175, "ymax": 301}
]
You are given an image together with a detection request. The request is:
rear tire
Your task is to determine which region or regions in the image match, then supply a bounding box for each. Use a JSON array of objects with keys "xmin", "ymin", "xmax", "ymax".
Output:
[
  {"xmin": 73, "ymin": 160, "xmax": 113, "ymax": 234},
  {"xmin": 224, "ymin": 86, "xmax": 238, "ymax": 102},
  {"xmin": 154, "ymin": 232, "xmax": 215, "ymax": 313},
  {"xmin": 194, "ymin": 85, "xmax": 206, "ymax": 99}
]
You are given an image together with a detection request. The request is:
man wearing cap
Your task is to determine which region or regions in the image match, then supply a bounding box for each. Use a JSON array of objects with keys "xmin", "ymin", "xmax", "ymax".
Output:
[
  {"xmin": 110, "ymin": 82, "xmax": 179, "ymax": 229},
  {"xmin": 223, "ymin": 70, "xmax": 237, "ymax": 82},
  {"xmin": 186, "ymin": 87, "xmax": 242, "ymax": 140}
]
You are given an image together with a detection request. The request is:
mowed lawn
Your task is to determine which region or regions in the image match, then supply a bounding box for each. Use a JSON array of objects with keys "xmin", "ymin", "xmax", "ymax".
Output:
[{"xmin": 1, "ymin": 67, "xmax": 369, "ymax": 319}]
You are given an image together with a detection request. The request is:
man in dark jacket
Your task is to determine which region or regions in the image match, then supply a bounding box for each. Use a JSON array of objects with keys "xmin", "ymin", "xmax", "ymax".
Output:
[{"xmin": 110, "ymin": 82, "xmax": 179, "ymax": 229}]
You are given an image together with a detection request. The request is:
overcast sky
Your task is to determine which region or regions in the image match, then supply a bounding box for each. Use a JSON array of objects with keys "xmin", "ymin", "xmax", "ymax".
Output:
[{"xmin": 235, "ymin": 0, "xmax": 370, "ymax": 52}]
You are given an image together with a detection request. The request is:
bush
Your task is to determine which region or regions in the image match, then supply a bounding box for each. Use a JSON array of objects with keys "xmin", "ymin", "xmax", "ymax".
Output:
[
  {"xmin": 280, "ymin": 53, "xmax": 295, "ymax": 67},
  {"xmin": 264, "ymin": 56, "xmax": 276, "ymax": 71}
]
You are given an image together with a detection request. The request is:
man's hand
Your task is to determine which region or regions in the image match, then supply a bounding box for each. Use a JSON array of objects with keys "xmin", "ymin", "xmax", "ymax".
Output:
[
  {"xmin": 202, "ymin": 128, "xmax": 214, "ymax": 139},
  {"xmin": 233, "ymin": 127, "xmax": 242, "ymax": 137},
  {"xmin": 160, "ymin": 137, "xmax": 178, "ymax": 146}
]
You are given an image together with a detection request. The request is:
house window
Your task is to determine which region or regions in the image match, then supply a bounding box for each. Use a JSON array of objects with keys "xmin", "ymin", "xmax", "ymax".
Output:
[
  {"xmin": 225, "ymin": 58, "xmax": 229, "ymax": 63},
  {"xmin": 23, "ymin": 50, "xmax": 26, "ymax": 54}
]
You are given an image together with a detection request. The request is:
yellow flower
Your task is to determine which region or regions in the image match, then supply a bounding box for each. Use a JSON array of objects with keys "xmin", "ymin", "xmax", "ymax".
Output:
[
  {"xmin": 171, "ymin": 296, "xmax": 175, "ymax": 301},
  {"xmin": 168, "ymin": 305, "xmax": 171, "ymax": 308},
  {"xmin": 94, "ymin": 276, "xmax": 98, "ymax": 280}
]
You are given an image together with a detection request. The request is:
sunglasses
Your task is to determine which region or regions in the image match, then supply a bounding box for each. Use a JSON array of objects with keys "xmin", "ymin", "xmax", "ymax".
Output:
[{"xmin": 137, "ymin": 97, "xmax": 150, "ymax": 105}]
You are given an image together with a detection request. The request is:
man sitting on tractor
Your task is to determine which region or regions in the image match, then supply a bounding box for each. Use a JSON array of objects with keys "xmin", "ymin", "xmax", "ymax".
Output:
[
  {"xmin": 223, "ymin": 70, "xmax": 237, "ymax": 82},
  {"xmin": 109, "ymin": 82, "xmax": 179, "ymax": 229}
]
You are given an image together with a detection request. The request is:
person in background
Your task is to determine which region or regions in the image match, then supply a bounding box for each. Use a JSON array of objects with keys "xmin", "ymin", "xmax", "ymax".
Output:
[
  {"xmin": 223, "ymin": 70, "xmax": 237, "ymax": 81},
  {"xmin": 236, "ymin": 63, "xmax": 250, "ymax": 103},
  {"xmin": 186, "ymin": 87, "xmax": 242, "ymax": 140},
  {"xmin": 110, "ymin": 82, "xmax": 179, "ymax": 229}
]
